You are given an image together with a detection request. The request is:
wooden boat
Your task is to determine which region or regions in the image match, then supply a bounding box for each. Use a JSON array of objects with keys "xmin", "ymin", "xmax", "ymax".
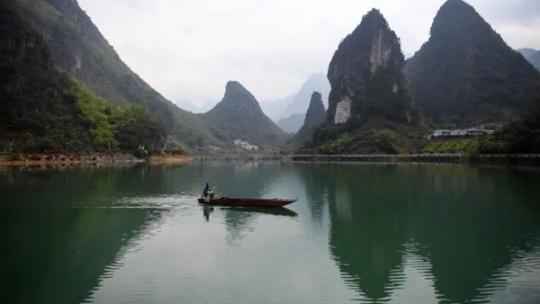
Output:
[{"xmin": 198, "ymin": 197, "xmax": 296, "ymax": 208}]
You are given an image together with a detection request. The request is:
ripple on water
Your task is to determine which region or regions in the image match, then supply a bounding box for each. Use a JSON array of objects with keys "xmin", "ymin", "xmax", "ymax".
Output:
[{"xmin": 72, "ymin": 194, "xmax": 199, "ymax": 211}]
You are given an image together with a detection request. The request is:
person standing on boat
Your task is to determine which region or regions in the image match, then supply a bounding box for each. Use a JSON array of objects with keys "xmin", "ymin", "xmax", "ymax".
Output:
[
  {"xmin": 202, "ymin": 182, "xmax": 215, "ymax": 203},
  {"xmin": 202, "ymin": 182, "xmax": 210, "ymax": 198}
]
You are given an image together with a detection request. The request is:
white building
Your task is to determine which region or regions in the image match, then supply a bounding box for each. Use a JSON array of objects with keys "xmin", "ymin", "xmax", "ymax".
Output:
[
  {"xmin": 233, "ymin": 139, "xmax": 259, "ymax": 152},
  {"xmin": 430, "ymin": 127, "xmax": 495, "ymax": 139}
]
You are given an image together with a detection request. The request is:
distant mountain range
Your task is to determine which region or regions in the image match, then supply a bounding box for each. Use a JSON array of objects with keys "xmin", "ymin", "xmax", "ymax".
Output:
[
  {"xmin": 3, "ymin": 0, "xmax": 540, "ymax": 154},
  {"xmin": 308, "ymin": 0, "xmax": 540, "ymax": 153},
  {"xmin": 277, "ymin": 114, "xmax": 306, "ymax": 134},
  {"xmin": 264, "ymin": 73, "xmax": 330, "ymax": 134},
  {"xmin": 519, "ymin": 49, "xmax": 540, "ymax": 71},
  {"xmin": 264, "ymin": 74, "xmax": 330, "ymax": 121},
  {"xmin": 3, "ymin": 0, "xmax": 289, "ymax": 151}
]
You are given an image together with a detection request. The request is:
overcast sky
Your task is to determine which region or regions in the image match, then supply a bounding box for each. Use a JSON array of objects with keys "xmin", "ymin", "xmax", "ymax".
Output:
[{"xmin": 78, "ymin": 0, "xmax": 540, "ymax": 112}]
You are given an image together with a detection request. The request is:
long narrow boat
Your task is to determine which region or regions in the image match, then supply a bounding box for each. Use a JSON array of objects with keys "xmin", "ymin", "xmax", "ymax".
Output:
[{"xmin": 198, "ymin": 197, "xmax": 296, "ymax": 208}]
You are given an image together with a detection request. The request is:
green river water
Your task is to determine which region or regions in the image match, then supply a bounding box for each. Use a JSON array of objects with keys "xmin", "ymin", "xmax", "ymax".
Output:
[{"xmin": 2, "ymin": 162, "xmax": 540, "ymax": 304}]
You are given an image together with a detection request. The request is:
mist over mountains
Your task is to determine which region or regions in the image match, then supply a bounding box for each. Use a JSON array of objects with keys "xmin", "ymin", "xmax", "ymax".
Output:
[
  {"xmin": 519, "ymin": 49, "xmax": 540, "ymax": 71},
  {"xmin": 262, "ymin": 74, "xmax": 330, "ymax": 121}
]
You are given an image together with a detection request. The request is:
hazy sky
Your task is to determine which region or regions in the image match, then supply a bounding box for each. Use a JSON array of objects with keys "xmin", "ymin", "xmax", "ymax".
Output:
[{"xmin": 78, "ymin": 0, "xmax": 540, "ymax": 112}]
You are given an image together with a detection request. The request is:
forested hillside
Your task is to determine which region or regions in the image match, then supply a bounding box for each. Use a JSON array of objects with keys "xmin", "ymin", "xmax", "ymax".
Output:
[
  {"xmin": 0, "ymin": 2, "xmax": 165, "ymax": 153},
  {"xmin": 12, "ymin": 0, "xmax": 219, "ymax": 148}
]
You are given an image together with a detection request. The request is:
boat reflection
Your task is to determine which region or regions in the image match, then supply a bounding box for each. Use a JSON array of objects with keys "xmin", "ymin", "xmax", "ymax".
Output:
[
  {"xmin": 202, "ymin": 205, "xmax": 214, "ymax": 222},
  {"xmin": 201, "ymin": 205, "xmax": 298, "ymax": 222},
  {"xmin": 220, "ymin": 206, "xmax": 298, "ymax": 217}
]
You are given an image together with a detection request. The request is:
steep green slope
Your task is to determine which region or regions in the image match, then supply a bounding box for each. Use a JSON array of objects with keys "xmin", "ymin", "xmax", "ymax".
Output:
[
  {"xmin": 0, "ymin": 2, "xmax": 164, "ymax": 153},
  {"xmin": 13, "ymin": 0, "xmax": 218, "ymax": 148}
]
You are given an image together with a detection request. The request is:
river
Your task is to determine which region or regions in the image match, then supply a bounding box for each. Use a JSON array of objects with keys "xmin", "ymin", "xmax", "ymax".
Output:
[{"xmin": 2, "ymin": 162, "xmax": 540, "ymax": 304}]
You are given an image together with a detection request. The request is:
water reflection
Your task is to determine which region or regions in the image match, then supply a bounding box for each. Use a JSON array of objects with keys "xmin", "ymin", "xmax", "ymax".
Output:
[
  {"xmin": 1, "ymin": 163, "xmax": 540, "ymax": 304},
  {"xmin": 202, "ymin": 205, "xmax": 215, "ymax": 222},
  {"xmin": 318, "ymin": 164, "xmax": 540, "ymax": 303},
  {"xmin": 0, "ymin": 167, "xmax": 171, "ymax": 304},
  {"xmin": 203, "ymin": 206, "xmax": 298, "ymax": 220}
]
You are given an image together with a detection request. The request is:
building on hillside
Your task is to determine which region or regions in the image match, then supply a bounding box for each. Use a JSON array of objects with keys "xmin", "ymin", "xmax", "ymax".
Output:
[
  {"xmin": 429, "ymin": 127, "xmax": 496, "ymax": 140},
  {"xmin": 233, "ymin": 139, "xmax": 259, "ymax": 152}
]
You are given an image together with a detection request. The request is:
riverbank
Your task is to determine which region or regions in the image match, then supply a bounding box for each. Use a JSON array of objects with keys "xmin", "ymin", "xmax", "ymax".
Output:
[
  {"xmin": 148, "ymin": 154, "xmax": 193, "ymax": 165},
  {"xmin": 0, "ymin": 152, "xmax": 192, "ymax": 167},
  {"xmin": 194, "ymin": 153, "xmax": 540, "ymax": 165},
  {"xmin": 289, "ymin": 153, "xmax": 540, "ymax": 165},
  {"xmin": 4, "ymin": 152, "xmax": 539, "ymax": 167}
]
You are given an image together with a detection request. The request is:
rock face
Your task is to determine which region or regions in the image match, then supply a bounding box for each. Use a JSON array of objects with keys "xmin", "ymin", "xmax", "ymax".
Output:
[
  {"xmin": 302, "ymin": 92, "xmax": 327, "ymax": 130},
  {"xmin": 202, "ymin": 82, "xmax": 287, "ymax": 146},
  {"xmin": 326, "ymin": 9, "xmax": 412, "ymax": 126},
  {"xmin": 519, "ymin": 49, "xmax": 540, "ymax": 71},
  {"xmin": 293, "ymin": 92, "xmax": 326, "ymax": 144},
  {"xmin": 307, "ymin": 9, "xmax": 419, "ymax": 154},
  {"xmin": 13, "ymin": 0, "xmax": 219, "ymax": 148},
  {"xmin": 405, "ymin": 0, "xmax": 540, "ymax": 126}
]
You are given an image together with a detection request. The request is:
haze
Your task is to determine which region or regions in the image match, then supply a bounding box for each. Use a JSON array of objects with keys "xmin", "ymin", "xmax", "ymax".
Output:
[{"xmin": 78, "ymin": 0, "xmax": 540, "ymax": 112}]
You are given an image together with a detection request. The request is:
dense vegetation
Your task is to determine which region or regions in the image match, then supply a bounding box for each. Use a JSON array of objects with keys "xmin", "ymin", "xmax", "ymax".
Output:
[
  {"xmin": 13, "ymin": 0, "xmax": 220, "ymax": 149},
  {"xmin": 73, "ymin": 82, "xmax": 166, "ymax": 152},
  {"xmin": 478, "ymin": 101, "xmax": 540, "ymax": 154},
  {"xmin": 422, "ymin": 99, "xmax": 540, "ymax": 155},
  {"xmin": 423, "ymin": 139, "xmax": 480, "ymax": 154},
  {"xmin": 310, "ymin": 119, "xmax": 425, "ymax": 154},
  {"xmin": 0, "ymin": 3, "xmax": 165, "ymax": 154}
]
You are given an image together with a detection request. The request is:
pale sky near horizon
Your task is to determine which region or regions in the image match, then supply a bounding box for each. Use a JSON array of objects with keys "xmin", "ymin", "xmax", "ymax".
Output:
[{"xmin": 78, "ymin": 0, "xmax": 540, "ymax": 112}]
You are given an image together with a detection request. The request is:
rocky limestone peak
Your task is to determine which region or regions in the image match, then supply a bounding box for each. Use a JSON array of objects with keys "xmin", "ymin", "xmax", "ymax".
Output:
[
  {"xmin": 405, "ymin": 0, "xmax": 540, "ymax": 125},
  {"xmin": 431, "ymin": 0, "xmax": 503, "ymax": 45},
  {"xmin": 225, "ymin": 80, "xmax": 253, "ymax": 98},
  {"xmin": 303, "ymin": 92, "xmax": 326, "ymax": 129},
  {"xmin": 46, "ymin": 0, "xmax": 80, "ymax": 13},
  {"xmin": 203, "ymin": 82, "xmax": 286, "ymax": 146},
  {"xmin": 218, "ymin": 81, "xmax": 263, "ymax": 114},
  {"xmin": 326, "ymin": 9, "xmax": 411, "ymax": 126},
  {"xmin": 292, "ymin": 92, "xmax": 327, "ymax": 145}
]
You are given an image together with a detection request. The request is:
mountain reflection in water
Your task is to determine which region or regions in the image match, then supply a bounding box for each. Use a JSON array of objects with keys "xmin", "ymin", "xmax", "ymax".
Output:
[{"xmin": 1, "ymin": 162, "xmax": 539, "ymax": 304}]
